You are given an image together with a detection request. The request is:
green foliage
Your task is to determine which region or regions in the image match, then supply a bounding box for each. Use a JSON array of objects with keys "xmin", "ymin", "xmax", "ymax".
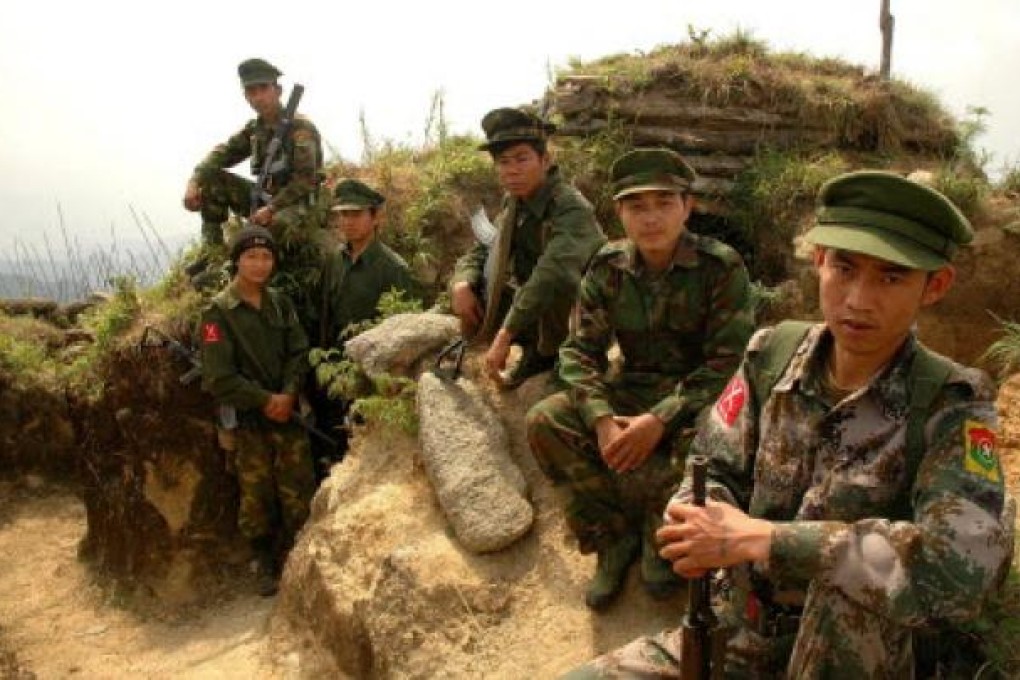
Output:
[
  {"xmin": 308, "ymin": 288, "xmax": 424, "ymax": 434},
  {"xmin": 555, "ymin": 123, "xmax": 634, "ymax": 237},
  {"xmin": 981, "ymin": 314, "xmax": 1020, "ymax": 380},
  {"xmin": 341, "ymin": 289, "xmax": 424, "ymax": 341},
  {"xmin": 0, "ymin": 323, "xmax": 53, "ymax": 388},
  {"xmin": 997, "ymin": 163, "xmax": 1020, "ymax": 195},
  {"xmin": 958, "ymin": 566, "xmax": 1020, "ymax": 677},
  {"xmin": 729, "ymin": 150, "xmax": 849, "ymax": 281},
  {"xmin": 931, "ymin": 167, "xmax": 989, "ymax": 219},
  {"xmin": 85, "ymin": 277, "xmax": 142, "ymax": 352}
]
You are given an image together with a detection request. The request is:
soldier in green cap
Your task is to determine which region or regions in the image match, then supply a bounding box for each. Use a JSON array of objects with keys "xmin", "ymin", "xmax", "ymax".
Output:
[
  {"xmin": 527, "ymin": 147, "xmax": 754, "ymax": 610},
  {"xmin": 449, "ymin": 106, "xmax": 606, "ymax": 389},
  {"xmin": 304, "ymin": 178, "xmax": 420, "ymax": 475},
  {"xmin": 199, "ymin": 225, "xmax": 315, "ymax": 596},
  {"xmin": 566, "ymin": 171, "xmax": 1015, "ymax": 677},
  {"xmin": 183, "ymin": 58, "xmax": 323, "ymax": 280}
]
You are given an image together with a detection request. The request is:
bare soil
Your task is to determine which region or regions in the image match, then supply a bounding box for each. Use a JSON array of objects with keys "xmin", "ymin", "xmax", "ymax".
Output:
[{"xmin": 0, "ymin": 477, "xmax": 327, "ymax": 680}]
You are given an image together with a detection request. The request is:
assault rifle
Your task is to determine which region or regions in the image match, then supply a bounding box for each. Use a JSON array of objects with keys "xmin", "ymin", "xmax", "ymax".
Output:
[
  {"xmin": 680, "ymin": 455, "xmax": 724, "ymax": 679},
  {"xmin": 250, "ymin": 83, "xmax": 305, "ymax": 214},
  {"xmin": 139, "ymin": 325, "xmax": 340, "ymax": 454}
]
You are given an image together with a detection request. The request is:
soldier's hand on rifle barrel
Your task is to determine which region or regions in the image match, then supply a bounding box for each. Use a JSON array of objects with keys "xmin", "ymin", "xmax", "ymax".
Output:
[
  {"xmin": 657, "ymin": 500, "xmax": 773, "ymax": 579},
  {"xmin": 250, "ymin": 205, "xmax": 274, "ymax": 227},
  {"xmin": 451, "ymin": 282, "xmax": 483, "ymax": 336},
  {"xmin": 183, "ymin": 181, "xmax": 202, "ymax": 211}
]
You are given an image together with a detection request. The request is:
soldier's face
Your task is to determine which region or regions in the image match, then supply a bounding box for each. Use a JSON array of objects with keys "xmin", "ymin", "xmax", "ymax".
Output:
[
  {"xmin": 815, "ymin": 247, "xmax": 955, "ymax": 360},
  {"xmin": 615, "ymin": 190, "xmax": 692, "ymax": 262},
  {"xmin": 236, "ymin": 247, "xmax": 275, "ymax": 286},
  {"xmin": 494, "ymin": 143, "xmax": 550, "ymax": 199},
  {"xmin": 333, "ymin": 208, "xmax": 380, "ymax": 249},
  {"xmin": 243, "ymin": 83, "xmax": 282, "ymax": 118}
]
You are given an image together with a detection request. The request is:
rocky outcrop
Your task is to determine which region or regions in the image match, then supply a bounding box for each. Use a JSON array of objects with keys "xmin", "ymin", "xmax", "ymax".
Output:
[
  {"xmin": 416, "ymin": 371, "xmax": 532, "ymax": 553},
  {"xmin": 344, "ymin": 312, "xmax": 459, "ymax": 378},
  {"xmin": 278, "ymin": 361, "xmax": 684, "ymax": 678}
]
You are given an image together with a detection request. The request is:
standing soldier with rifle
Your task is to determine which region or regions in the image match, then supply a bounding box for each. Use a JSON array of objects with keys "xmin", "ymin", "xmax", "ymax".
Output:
[
  {"xmin": 199, "ymin": 225, "xmax": 316, "ymax": 597},
  {"xmin": 183, "ymin": 58, "xmax": 323, "ymax": 288},
  {"xmin": 563, "ymin": 171, "xmax": 1015, "ymax": 678}
]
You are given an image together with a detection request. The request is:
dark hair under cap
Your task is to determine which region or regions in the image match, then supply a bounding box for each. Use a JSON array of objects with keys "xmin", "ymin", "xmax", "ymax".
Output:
[{"xmin": 229, "ymin": 225, "xmax": 277, "ymax": 263}]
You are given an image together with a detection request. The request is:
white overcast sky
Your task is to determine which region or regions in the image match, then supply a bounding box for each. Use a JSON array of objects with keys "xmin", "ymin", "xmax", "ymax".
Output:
[{"xmin": 2, "ymin": 0, "xmax": 1018, "ymax": 253}]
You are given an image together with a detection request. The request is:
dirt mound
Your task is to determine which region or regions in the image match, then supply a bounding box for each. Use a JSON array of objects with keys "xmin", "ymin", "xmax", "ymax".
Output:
[{"xmin": 278, "ymin": 357, "xmax": 686, "ymax": 678}]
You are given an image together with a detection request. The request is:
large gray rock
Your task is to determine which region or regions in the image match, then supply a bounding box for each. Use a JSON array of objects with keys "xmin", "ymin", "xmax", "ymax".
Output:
[
  {"xmin": 416, "ymin": 372, "xmax": 532, "ymax": 553},
  {"xmin": 344, "ymin": 312, "xmax": 459, "ymax": 377}
]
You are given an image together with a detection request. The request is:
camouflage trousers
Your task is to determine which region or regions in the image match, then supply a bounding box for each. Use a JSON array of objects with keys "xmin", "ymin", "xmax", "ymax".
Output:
[
  {"xmin": 563, "ymin": 580, "xmax": 915, "ymax": 679},
  {"xmin": 235, "ymin": 420, "xmax": 316, "ymax": 543},
  {"xmin": 526, "ymin": 387, "xmax": 687, "ymax": 553}
]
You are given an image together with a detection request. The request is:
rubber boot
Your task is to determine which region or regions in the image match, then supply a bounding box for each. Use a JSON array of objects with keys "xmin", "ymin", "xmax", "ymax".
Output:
[
  {"xmin": 251, "ymin": 537, "xmax": 279, "ymax": 597},
  {"xmin": 502, "ymin": 344, "xmax": 556, "ymax": 390},
  {"xmin": 585, "ymin": 533, "xmax": 640, "ymax": 611}
]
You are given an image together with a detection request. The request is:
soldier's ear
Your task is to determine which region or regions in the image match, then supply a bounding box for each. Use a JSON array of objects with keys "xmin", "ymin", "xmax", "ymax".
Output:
[{"xmin": 921, "ymin": 265, "xmax": 955, "ymax": 307}]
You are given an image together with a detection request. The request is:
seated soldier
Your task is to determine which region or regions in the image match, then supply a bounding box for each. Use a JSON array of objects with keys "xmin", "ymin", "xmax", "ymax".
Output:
[
  {"xmin": 182, "ymin": 58, "xmax": 323, "ymax": 288},
  {"xmin": 449, "ymin": 107, "xmax": 606, "ymax": 389},
  {"xmin": 527, "ymin": 148, "xmax": 754, "ymax": 610},
  {"xmin": 305, "ymin": 179, "xmax": 420, "ymax": 476},
  {"xmin": 566, "ymin": 171, "xmax": 1016, "ymax": 678},
  {"xmin": 199, "ymin": 226, "xmax": 315, "ymax": 597}
]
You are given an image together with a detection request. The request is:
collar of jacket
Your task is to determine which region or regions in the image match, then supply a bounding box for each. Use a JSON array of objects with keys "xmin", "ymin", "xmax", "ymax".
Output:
[
  {"xmin": 516, "ymin": 165, "xmax": 563, "ymax": 219},
  {"xmin": 774, "ymin": 323, "xmax": 919, "ymax": 411},
  {"xmin": 618, "ymin": 229, "xmax": 700, "ymax": 276},
  {"xmin": 341, "ymin": 237, "xmax": 383, "ymax": 265}
]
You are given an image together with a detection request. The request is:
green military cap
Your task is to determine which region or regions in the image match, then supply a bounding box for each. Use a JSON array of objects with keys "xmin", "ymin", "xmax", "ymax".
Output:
[
  {"xmin": 805, "ymin": 170, "xmax": 973, "ymax": 271},
  {"xmin": 330, "ymin": 178, "xmax": 385, "ymax": 212},
  {"xmin": 237, "ymin": 58, "xmax": 282, "ymax": 87},
  {"xmin": 610, "ymin": 148, "xmax": 697, "ymax": 200},
  {"xmin": 229, "ymin": 225, "xmax": 276, "ymax": 263},
  {"xmin": 478, "ymin": 107, "xmax": 556, "ymax": 151}
]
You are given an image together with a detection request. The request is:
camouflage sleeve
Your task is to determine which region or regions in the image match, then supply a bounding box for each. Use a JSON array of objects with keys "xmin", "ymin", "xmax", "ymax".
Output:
[
  {"xmin": 558, "ymin": 262, "xmax": 615, "ymax": 428},
  {"xmin": 279, "ymin": 294, "xmax": 309, "ymax": 396},
  {"xmin": 768, "ymin": 388, "xmax": 1013, "ymax": 625},
  {"xmin": 198, "ymin": 305, "xmax": 271, "ymax": 410},
  {"xmin": 450, "ymin": 240, "xmax": 487, "ymax": 290},
  {"xmin": 676, "ymin": 330, "xmax": 770, "ymax": 509},
  {"xmin": 649, "ymin": 253, "xmax": 754, "ymax": 433},
  {"xmin": 270, "ymin": 119, "xmax": 322, "ymax": 210},
  {"xmin": 502, "ymin": 202, "xmax": 603, "ymax": 336},
  {"xmin": 191, "ymin": 122, "xmax": 254, "ymax": 181}
]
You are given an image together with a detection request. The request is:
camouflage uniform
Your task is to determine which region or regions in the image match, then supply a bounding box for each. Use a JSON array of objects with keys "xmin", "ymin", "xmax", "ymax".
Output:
[
  {"xmin": 192, "ymin": 113, "xmax": 323, "ymax": 248},
  {"xmin": 574, "ymin": 324, "xmax": 1015, "ymax": 678},
  {"xmin": 199, "ymin": 282, "xmax": 315, "ymax": 544},
  {"xmin": 527, "ymin": 232, "xmax": 754, "ymax": 553},
  {"xmin": 450, "ymin": 165, "xmax": 606, "ymax": 356}
]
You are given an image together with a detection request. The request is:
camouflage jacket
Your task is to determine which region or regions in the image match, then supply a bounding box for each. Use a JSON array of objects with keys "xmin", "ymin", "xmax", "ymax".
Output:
[
  {"xmin": 199, "ymin": 283, "xmax": 309, "ymax": 411},
  {"xmin": 560, "ymin": 231, "xmax": 754, "ymax": 435},
  {"xmin": 450, "ymin": 166, "xmax": 605, "ymax": 336},
  {"xmin": 685, "ymin": 323, "xmax": 1013, "ymax": 626},
  {"xmin": 191, "ymin": 113, "xmax": 322, "ymax": 211},
  {"xmin": 310, "ymin": 238, "xmax": 420, "ymax": 347}
]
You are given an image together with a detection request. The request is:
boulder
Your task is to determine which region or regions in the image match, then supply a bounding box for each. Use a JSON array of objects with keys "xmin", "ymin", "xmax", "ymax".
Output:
[{"xmin": 344, "ymin": 312, "xmax": 459, "ymax": 377}]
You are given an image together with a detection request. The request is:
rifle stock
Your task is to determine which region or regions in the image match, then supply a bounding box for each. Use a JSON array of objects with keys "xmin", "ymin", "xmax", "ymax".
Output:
[
  {"xmin": 250, "ymin": 83, "xmax": 305, "ymax": 213},
  {"xmin": 679, "ymin": 455, "xmax": 722, "ymax": 680}
]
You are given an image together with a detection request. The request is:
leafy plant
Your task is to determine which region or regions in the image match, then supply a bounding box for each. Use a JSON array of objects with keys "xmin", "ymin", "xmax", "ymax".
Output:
[{"xmin": 981, "ymin": 314, "xmax": 1020, "ymax": 379}]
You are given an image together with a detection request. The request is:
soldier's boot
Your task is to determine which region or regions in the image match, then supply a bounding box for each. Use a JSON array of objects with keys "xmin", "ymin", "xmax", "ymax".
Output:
[
  {"xmin": 641, "ymin": 526, "xmax": 682, "ymax": 599},
  {"xmin": 502, "ymin": 344, "xmax": 556, "ymax": 390},
  {"xmin": 585, "ymin": 533, "xmax": 640, "ymax": 611},
  {"xmin": 251, "ymin": 537, "xmax": 279, "ymax": 597}
]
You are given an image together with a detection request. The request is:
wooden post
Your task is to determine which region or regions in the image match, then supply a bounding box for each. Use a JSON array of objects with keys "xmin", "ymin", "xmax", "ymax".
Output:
[{"xmin": 880, "ymin": 0, "xmax": 894, "ymax": 80}]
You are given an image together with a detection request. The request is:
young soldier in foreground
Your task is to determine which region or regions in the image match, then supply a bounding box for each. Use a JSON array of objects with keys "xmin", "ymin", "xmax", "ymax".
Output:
[
  {"xmin": 450, "ymin": 107, "xmax": 605, "ymax": 389},
  {"xmin": 567, "ymin": 171, "xmax": 1015, "ymax": 677},
  {"xmin": 527, "ymin": 148, "xmax": 754, "ymax": 610},
  {"xmin": 199, "ymin": 226, "xmax": 315, "ymax": 597},
  {"xmin": 305, "ymin": 179, "xmax": 419, "ymax": 473}
]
